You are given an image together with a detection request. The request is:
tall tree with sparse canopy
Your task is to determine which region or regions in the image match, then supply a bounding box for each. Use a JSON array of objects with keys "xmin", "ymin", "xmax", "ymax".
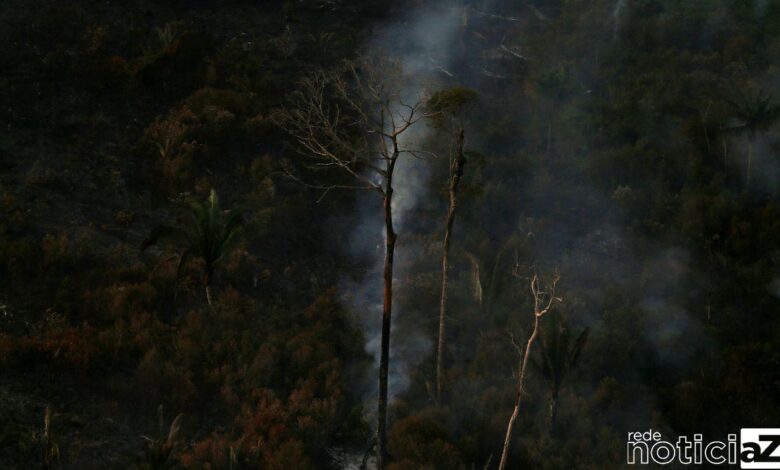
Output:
[
  {"xmin": 275, "ymin": 56, "xmax": 431, "ymax": 469},
  {"xmin": 426, "ymin": 86, "xmax": 477, "ymax": 402}
]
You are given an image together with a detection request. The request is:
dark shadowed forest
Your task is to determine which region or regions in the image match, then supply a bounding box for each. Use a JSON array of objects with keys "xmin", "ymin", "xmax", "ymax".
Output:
[{"xmin": 1, "ymin": 0, "xmax": 779, "ymax": 468}]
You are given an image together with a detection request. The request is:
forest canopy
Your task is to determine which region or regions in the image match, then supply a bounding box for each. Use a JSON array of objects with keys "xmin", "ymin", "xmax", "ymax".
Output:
[{"xmin": 0, "ymin": 0, "xmax": 779, "ymax": 468}]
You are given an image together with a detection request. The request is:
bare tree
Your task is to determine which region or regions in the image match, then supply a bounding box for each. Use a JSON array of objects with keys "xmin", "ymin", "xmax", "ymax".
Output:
[
  {"xmin": 498, "ymin": 271, "xmax": 561, "ymax": 470},
  {"xmin": 275, "ymin": 56, "xmax": 430, "ymax": 469}
]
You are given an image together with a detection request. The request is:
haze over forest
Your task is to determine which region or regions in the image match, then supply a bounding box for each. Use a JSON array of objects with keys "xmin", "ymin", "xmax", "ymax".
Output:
[{"xmin": 1, "ymin": 0, "xmax": 779, "ymax": 468}]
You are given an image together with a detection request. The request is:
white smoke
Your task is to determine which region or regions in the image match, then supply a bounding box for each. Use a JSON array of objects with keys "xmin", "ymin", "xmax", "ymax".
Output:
[
  {"xmin": 377, "ymin": 5, "xmax": 462, "ymax": 229},
  {"xmin": 638, "ymin": 249, "xmax": 708, "ymax": 367},
  {"xmin": 338, "ymin": 3, "xmax": 463, "ymax": 415},
  {"xmin": 613, "ymin": 0, "xmax": 627, "ymax": 38},
  {"xmin": 755, "ymin": 0, "xmax": 769, "ymax": 16},
  {"xmin": 728, "ymin": 135, "xmax": 780, "ymax": 195}
]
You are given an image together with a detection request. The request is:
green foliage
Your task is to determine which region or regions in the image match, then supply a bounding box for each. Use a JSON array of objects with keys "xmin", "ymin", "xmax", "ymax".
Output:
[
  {"xmin": 725, "ymin": 90, "xmax": 780, "ymax": 138},
  {"xmin": 426, "ymin": 86, "xmax": 479, "ymax": 128},
  {"xmin": 141, "ymin": 189, "xmax": 243, "ymax": 308},
  {"xmin": 533, "ymin": 313, "xmax": 589, "ymax": 393},
  {"xmin": 181, "ymin": 189, "xmax": 243, "ymax": 281},
  {"xmin": 532, "ymin": 312, "xmax": 589, "ymax": 434}
]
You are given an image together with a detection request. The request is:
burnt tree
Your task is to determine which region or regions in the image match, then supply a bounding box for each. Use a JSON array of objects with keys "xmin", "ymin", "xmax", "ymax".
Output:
[{"xmin": 276, "ymin": 57, "xmax": 430, "ymax": 469}]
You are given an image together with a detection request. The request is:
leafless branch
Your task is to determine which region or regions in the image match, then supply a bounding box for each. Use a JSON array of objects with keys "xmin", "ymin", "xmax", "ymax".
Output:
[
  {"xmin": 274, "ymin": 56, "xmax": 434, "ymax": 198},
  {"xmin": 498, "ymin": 269, "xmax": 562, "ymax": 470}
]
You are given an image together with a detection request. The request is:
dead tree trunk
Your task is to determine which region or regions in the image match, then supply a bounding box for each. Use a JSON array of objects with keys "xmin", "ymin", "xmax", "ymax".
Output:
[
  {"xmin": 746, "ymin": 138, "xmax": 753, "ymax": 189},
  {"xmin": 436, "ymin": 128, "xmax": 466, "ymax": 401},
  {"xmin": 378, "ymin": 172, "xmax": 396, "ymax": 470},
  {"xmin": 498, "ymin": 273, "xmax": 560, "ymax": 470},
  {"xmin": 498, "ymin": 309, "xmax": 540, "ymax": 470},
  {"xmin": 275, "ymin": 58, "xmax": 430, "ymax": 469}
]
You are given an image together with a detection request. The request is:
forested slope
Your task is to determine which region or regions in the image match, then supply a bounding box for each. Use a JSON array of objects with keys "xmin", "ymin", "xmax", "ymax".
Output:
[{"xmin": 1, "ymin": 0, "xmax": 779, "ymax": 468}]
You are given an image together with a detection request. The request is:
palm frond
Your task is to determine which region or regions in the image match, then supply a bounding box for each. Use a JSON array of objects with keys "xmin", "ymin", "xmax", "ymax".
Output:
[
  {"xmin": 167, "ymin": 413, "xmax": 184, "ymax": 442},
  {"xmin": 725, "ymin": 90, "xmax": 780, "ymax": 137},
  {"xmin": 143, "ymin": 189, "xmax": 242, "ymax": 311},
  {"xmin": 535, "ymin": 312, "xmax": 589, "ymax": 393}
]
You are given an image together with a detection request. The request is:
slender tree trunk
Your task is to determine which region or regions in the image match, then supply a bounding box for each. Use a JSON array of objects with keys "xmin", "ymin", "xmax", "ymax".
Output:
[
  {"xmin": 498, "ymin": 314, "xmax": 541, "ymax": 470},
  {"xmin": 42, "ymin": 405, "xmax": 52, "ymax": 470},
  {"xmin": 436, "ymin": 129, "xmax": 466, "ymax": 401},
  {"xmin": 377, "ymin": 172, "xmax": 396, "ymax": 470},
  {"xmin": 205, "ymin": 285, "xmax": 214, "ymax": 311},
  {"xmin": 746, "ymin": 139, "xmax": 753, "ymax": 188},
  {"xmin": 204, "ymin": 272, "xmax": 215, "ymax": 313},
  {"xmin": 549, "ymin": 390, "xmax": 559, "ymax": 436}
]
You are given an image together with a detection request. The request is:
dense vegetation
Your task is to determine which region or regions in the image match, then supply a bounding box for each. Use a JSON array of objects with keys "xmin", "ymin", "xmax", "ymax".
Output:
[{"xmin": 1, "ymin": 0, "xmax": 778, "ymax": 468}]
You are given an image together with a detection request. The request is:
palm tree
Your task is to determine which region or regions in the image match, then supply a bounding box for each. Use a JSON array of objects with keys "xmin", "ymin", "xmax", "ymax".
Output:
[
  {"xmin": 532, "ymin": 311, "xmax": 589, "ymax": 436},
  {"xmin": 725, "ymin": 90, "xmax": 780, "ymax": 188},
  {"xmin": 141, "ymin": 189, "xmax": 243, "ymax": 311}
]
